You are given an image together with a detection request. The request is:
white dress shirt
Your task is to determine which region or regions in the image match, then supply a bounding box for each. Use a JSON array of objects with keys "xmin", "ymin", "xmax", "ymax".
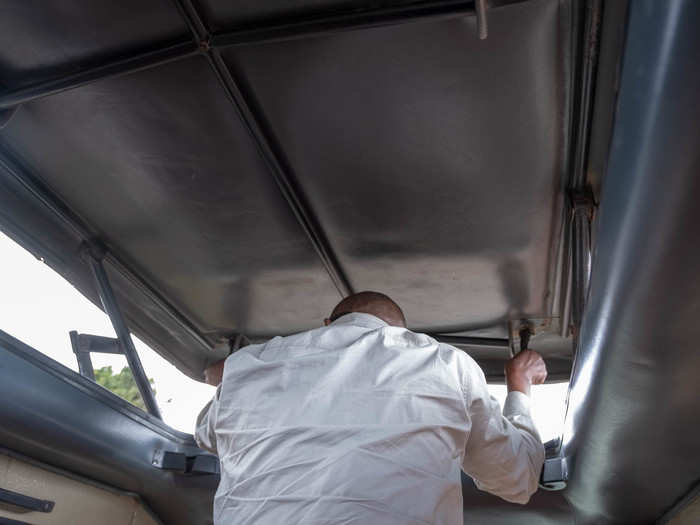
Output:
[{"xmin": 196, "ymin": 313, "xmax": 544, "ymax": 524}]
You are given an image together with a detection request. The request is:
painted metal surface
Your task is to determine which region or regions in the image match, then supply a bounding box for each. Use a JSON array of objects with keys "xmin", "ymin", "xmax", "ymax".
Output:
[
  {"xmin": 223, "ymin": 0, "xmax": 567, "ymax": 332},
  {"xmin": 562, "ymin": 0, "xmax": 700, "ymax": 522},
  {"xmin": 0, "ymin": 0, "xmax": 188, "ymax": 90}
]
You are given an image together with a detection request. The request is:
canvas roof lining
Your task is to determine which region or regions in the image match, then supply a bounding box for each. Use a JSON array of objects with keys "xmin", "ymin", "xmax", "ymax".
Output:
[{"xmin": 0, "ymin": 0, "xmax": 572, "ymax": 382}]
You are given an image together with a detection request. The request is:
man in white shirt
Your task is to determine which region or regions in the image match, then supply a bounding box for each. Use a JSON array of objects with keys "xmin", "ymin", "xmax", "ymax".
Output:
[{"xmin": 196, "ymin": 291, "xmax": 547, "ymax": 524}]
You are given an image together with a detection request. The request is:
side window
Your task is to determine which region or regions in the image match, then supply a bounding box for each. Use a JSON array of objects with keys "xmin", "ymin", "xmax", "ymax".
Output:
[
  {"xmin": 0, "ymin": 231, "xmax": 214, "ymax": 432},
  {"xmin": 93, "ymin": 364, "xmax": 154, "ymax": 412},
  {"xmin": 487, "ymin": 382, "xmax": 568, "ymax": 442}
]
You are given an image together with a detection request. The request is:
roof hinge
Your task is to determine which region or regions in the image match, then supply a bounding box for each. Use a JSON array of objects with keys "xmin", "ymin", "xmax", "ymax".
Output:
[{"xmin": 570, "ymin": 186, "xmax": 596, "ymax": 220}]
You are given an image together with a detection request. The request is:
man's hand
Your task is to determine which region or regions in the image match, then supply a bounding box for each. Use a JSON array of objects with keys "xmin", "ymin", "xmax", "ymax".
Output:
[
  {"xmin": 204, "ymin": 359, "xmax": 226, "ymax": 386},
  {"xmin": 504, "ymin": 350, "xmax": 547, "ymax": 396}
]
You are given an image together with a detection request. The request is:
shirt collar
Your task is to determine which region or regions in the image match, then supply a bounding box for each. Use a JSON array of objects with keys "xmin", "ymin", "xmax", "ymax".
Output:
[{"xmin": 330, "ymin": 312, "xmax": 388, "ymax": 329}]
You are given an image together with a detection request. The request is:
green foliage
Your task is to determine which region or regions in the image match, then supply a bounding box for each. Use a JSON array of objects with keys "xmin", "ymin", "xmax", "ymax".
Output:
[{"xmin": 94, "ymin": 365, "xmax": 155, "ymax": 411}]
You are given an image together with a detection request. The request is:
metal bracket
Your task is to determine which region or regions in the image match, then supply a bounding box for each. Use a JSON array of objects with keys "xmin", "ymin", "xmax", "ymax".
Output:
[
  {"xmin": 513, "ymin": 320, "xmax": 534, "ymax": 356},
  {"xmin": 570, "ymin": 187, "xmax": 595, "ymax": 220},
  {"xmin": 507, "ymin": 318, "xmax": 561, "ymax": 356},
  {"xmin": 538, "ymin": 437, "xmax": 568, "ymax": 491},
  {"xmin": 228, "ymin": 333, "xmax": 251, "ymax": 355},
  {"xmin": 71, "ymin": 333, "xmax": 122, "ymax": 354},
  {"xmin": 70, "ymin": 332, "xmax": 123, "ymax": 381}
]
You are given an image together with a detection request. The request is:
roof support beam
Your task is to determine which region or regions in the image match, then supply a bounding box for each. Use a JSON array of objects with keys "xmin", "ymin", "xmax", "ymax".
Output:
[
  {"xmin": 0, "ymin": 41, "xmax": 198, "ymax": 110},
  {"xmin": 212, "ymin": 0, "xmax": 516, "ymax": 47},
  {"xmin": 430, "ymin": 335, "xmax": 509, "ymax": 348}
]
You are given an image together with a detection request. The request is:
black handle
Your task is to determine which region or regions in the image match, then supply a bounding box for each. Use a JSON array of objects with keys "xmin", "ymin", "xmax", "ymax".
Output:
[
  {"xmin": 0, "ymin": 487, "xmax": 54, "ymax": 513},
  {"xmin": 0, "ymin": 517, "xmax": 35, "ymax": 525},
  {"xmin": 152, "ymin": 450, "xmax": 220, "ymax": 475}
]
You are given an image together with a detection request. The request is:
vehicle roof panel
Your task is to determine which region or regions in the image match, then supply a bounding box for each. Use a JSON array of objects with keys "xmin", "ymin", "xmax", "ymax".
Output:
[
  {"xmin": 0, "ymin": 0, "xmax": 188, "ymax": 89},
  {"xmin": 224, "ymin": 0, "xmax": 564, "ymax": 329},
  {"xmin": 0, "ymin": 0, "xmax": 572, "ymax": 378},
  {"xmin": 0, "ymin": 55, "xmax": 341, "ymax": 339}
]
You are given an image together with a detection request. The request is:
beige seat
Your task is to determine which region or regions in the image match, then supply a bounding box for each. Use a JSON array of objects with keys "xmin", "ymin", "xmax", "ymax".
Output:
[{"xmin": 0, "ymin": 453, "xmax": 159, "ymax": 525}]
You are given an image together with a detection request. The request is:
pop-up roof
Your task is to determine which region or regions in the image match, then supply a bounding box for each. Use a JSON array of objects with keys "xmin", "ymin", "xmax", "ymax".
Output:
[{"xmin": 0, "ymin": 0, "xmax": 575, "ymax": 381}]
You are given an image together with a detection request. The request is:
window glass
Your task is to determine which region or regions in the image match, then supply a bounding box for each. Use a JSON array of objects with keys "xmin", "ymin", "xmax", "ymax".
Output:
[
  {"xmin": 487, "ymin": 382, "xmax": 568, "ymax": 442},
  {"xmin": 91, "ymin": 356, "xmax": 149, "ymax": 411},
  {"xmin": 0, "ymin": 231, "xmax": 214, "ymax": 432}
]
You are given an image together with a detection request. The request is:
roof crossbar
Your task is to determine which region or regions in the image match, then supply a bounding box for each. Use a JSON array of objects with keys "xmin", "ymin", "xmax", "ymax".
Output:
[
  {"xmin": 0, "ymin": 41, "xmax": 198, "ymax": 110},
  {"xmin": 430, "ymin": 335, "xmax": 509, "ymax": 348},
  {"xmin": 212, "ymin": 0, "xmax": 506, "ymax": 47}
]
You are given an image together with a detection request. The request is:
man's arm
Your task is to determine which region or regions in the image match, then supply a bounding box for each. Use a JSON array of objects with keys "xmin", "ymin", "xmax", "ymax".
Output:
[
  {"xmin": 204, "ymin": 359, "xmax": 225, "ymax": 387},
  {"xmin": 461, "ymin": 350, "xmax": 547, "ymax": 504},
  {"xmin": 194, "ymin": 359, "xmax": 227, "ymax": 454}
]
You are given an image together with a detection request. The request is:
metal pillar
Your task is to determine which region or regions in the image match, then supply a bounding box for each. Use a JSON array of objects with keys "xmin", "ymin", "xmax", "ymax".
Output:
[
  {"xmin": 88, "ymin": 255, "xmax": 161, "ymax": 419},
  {"xmin": 563, "ymin": 0, "xmax": 602, "ymax": 337}
]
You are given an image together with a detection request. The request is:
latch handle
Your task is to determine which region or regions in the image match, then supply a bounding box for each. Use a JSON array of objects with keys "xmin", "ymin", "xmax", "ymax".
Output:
[{"xmin": 0, "ymin": 487, "xmax": 55, "ymax": 513}]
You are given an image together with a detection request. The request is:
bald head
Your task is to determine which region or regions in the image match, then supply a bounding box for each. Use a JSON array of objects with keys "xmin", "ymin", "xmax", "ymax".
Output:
[{"xmin": 326, "ymin": 291, "xmax": 406, "ymax": 328}]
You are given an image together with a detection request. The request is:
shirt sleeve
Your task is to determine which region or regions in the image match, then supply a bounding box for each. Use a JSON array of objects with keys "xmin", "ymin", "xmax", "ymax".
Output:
[
  {"xmin": 194, "ymin": 384, "xmax": 221, "ymax": 455},
  {"xmin": 460, "ymin": 361, "xmax": 544, "ymax": 504}
]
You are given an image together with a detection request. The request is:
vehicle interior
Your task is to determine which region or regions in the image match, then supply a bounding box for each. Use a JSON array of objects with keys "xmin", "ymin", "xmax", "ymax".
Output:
[{"xmin": 1, "ymin": 0, "xmax": 699, "ymax": 523}]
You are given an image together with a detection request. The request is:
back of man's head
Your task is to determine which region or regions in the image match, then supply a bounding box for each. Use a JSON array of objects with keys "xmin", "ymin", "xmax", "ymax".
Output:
[{"xmin": 326, "ymin": 291, "xmax": 407, "ymax": 328}]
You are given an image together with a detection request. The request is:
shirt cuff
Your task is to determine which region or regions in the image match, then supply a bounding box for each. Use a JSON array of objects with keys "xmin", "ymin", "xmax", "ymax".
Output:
[{"xmin": 503, "ymin": 390, "xmax": 531, "ymax": 418}]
